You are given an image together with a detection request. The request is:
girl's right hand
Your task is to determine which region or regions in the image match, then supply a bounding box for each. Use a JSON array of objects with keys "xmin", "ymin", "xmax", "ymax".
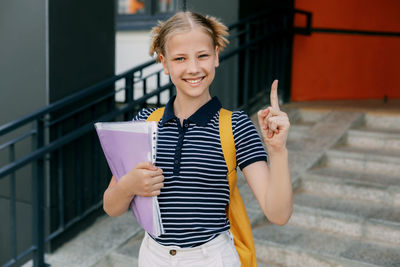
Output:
[
  {"xmin": 257, "ymin": 80, "xmax": 290, "ymax": 154},
  {"xmin": 119, "ymin": 162, "xmax": 164, "ymax": 197}
]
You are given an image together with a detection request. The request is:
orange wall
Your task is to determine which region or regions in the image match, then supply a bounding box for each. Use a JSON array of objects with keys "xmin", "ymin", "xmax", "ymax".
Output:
[{"xmin": 292, "ymin": 0, "xmax": 400, "ymax": 101}]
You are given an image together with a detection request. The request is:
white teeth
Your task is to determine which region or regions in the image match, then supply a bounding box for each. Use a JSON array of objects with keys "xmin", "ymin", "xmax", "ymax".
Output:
[{"xmin": 186, "ymin": 78, "xmax": 202, "ymax": 84}]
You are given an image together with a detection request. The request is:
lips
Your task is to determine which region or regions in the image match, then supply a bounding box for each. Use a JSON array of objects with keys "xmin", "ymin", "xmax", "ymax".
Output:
[{"xmin": 183, "ymin": 77, "xmax": 204, "ymax": 85}]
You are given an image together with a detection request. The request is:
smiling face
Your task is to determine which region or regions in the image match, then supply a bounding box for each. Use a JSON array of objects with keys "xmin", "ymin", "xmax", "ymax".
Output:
[{"xmin": 160, "ymin": 27, "xmax": 219, "ymax": 101}]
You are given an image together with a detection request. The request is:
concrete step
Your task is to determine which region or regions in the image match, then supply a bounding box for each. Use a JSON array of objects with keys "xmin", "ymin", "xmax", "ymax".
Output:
[
  {"xmin": 268, "ymin": 108, "xmax": 326, "ymax": 145},
  {"xmin": 94, "ymin": 231, "xmax": 143, "ymax": 267},
  {"xmin": 294, "ymin": 190, "xmax": 400, "ymax": 223},
  {"xmin": 309, "ymin": 166, "xmax": 400, "ymax": 187},
  {"xmin": 256, "ymin": 262, "xmax": 285, "ymax": 267},
  {"xmin": 22, "ymin": 213, "xmax": 143, "ymax": 267},
  {"xmin": 254, "ymin": 223, "xmax": 400, "ymax": 267},
  {"xmin": 291, "ymin": 193, "xmax": 400, "ymax": 245},
  {"xmin": 345, "ymin": 128, "xmax": 400, "ymax": 152},
  {"xmin": 290, "ymin": 205, "xmax": 400, "ymax": 247},
  {"xmin": 325, "ymin": 147, "xmax": 400, "ymax": 176},
  {"xmin": 300, "ymin": 170, "xmax": 400, "ymax": 207},
  {"xmin": 286, "ymin": 109, "xmax": 329, "ymax": 142},
  {"xmin": 364, "ymin": 113, "xmax": 400, "ymax": 131},
  {"xmin": 287, "ymin": 123, "xmax": 312, "ymax": 141},
  {"xmin": 288, "ymin": 108, "xmax": 330, "ymax": 124}
]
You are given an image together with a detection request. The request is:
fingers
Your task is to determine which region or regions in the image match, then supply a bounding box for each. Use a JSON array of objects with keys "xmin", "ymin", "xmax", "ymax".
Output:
[
  {"xmin": 127, "ymin": 162, "xmax": 164, "ymax": 197},
  {"xmin": 141, "ymin": 173, "xmax": 164, "ymax": 197},
  {"xmin": 145, "ymin": 170, "xmax": 164, "ymax": 187},
  {"xmin": 151, "ymin": 174, "xmax": 164, "ymax": 184},
  {"xmin": 267, "ymin": 115, "xmax": 278, "ymax": 138},
  {"xmin": 268, "ymin": 119, "xmax": 279, "ymax": 133},
  {"xmin": 257, "ymin": 80, "xmax": 284, "ymax": 139},
  {"xmin": 150, "ymin": 168, "xmax": 163, "ymax": 177},
  {"xmin": 145, "ymin": 181, "xmax": 164, "ymax": 196},
  {"xmin": 147, "ymin": 175, "xmax": 164, "ymax": 196},
  {"xmin": 258, "ymin": 105, "xmax": 290, "ymax": 139},
  {"xmin": 269, "ymin": 80, "xmax": 280, "ymax": 113},
  {"xmin": 258, "ymin": 107, "xmax": 276, "ymax": 138},
  {"xmin": 267, "ymin": 116, "xmax": 286, "ymax": 132},
  {"xmin": 257, "ymin": 108, "xmax": 270, "ymax": 130},
  {"xmin": 135, "ymin": 162, "xmax": 163, "ymax": 179},
  {"xmin": 135, "ymin": 161, "xmax": 158, "ymax": 171}
]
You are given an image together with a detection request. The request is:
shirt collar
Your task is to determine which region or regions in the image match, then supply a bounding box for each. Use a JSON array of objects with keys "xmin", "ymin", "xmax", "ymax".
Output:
[{"xmin": 160, "ymin": 96, "xmax": 222, "ymax": 127}]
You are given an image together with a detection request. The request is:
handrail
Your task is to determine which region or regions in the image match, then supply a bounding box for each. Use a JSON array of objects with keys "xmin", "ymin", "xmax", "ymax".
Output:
[
  {"xmin": 0, "ymin": 83, "xmax": 172, "ymax": 179},
  {"xmin": 0, "ymin": 59, "xmax": 157, "ymax": 136}
]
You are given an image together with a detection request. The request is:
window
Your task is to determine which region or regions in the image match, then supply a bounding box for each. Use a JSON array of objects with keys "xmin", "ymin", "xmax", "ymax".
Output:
[{"xmin": 116, "ymin": 0, "xmax": 184, "ymax": 30}]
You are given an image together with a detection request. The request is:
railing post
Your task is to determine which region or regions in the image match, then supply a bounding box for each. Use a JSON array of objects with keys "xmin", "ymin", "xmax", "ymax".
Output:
[
  {"xmin": 57, "ymin": 123, "xmax": 65, "ymax": 231},
  {"xmin": 125, "ymin": 73, "xmax": 134, "ymax": 121},
  {"xmin": 169, "ymin": 77, "xmax": 174, "ymax": 98},
  {"xmin": 156, "ymin": 72, "xmax": 161, "ymax": 106},
  {"xmin": 142, "ymin": 79, "xmax": 147, "ymax": 108},
  {"xmin": 243, "ymin": 23, "xmax": 251, "ymax": 113},
  {"xmin": 32, "ymin": 117, "xmax": 47, "ymax": 267},
  {"xmin": 9, "ymin": 144, "xmax": 17, "ymax": 261}
]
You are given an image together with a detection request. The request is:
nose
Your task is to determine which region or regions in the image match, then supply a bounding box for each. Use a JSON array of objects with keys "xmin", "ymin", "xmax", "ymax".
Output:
[{"xmin": 187, "ymin": 58, "xmax": 200, "ymax": 74}]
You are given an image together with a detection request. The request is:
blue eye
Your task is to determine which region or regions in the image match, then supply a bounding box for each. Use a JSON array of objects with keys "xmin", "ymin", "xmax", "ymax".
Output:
[
  {"xmin": 175, "ymin": 57, "xmax": 184, "ymax": 62},
  {"xmin": 199, "ymin": 54, "xmax": 209, "ymax": 58}
]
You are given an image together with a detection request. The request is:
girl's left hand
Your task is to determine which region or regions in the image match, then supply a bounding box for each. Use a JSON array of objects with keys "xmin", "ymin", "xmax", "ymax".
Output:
[{"xmin": 257, "ymin": 80, "xmax": 290, "ymax": 154}]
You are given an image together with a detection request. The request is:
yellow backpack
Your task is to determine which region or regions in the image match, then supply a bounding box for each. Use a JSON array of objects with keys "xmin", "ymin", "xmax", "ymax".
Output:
[{"xmin": 147, "ymin": 107, "xmax": 257, "ymax": 267}]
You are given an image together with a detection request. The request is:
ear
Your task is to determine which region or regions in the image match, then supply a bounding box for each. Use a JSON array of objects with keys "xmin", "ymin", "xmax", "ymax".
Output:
[
  {"xmin": 214, "ymin": 46, "xmax": 220, "ymax": 68},
  {"xmin": 159, "ymin": 54, "xmax": 170, "ymax": 75}
]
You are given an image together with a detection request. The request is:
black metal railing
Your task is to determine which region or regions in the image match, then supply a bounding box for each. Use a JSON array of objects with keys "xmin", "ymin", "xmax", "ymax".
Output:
[{"xmin": 0, "ymin": 8, "xmax": 311, "ymax": 267}]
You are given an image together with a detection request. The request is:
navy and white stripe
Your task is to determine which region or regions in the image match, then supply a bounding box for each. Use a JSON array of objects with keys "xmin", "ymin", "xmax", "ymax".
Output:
[{"xmin": 133, "ymin": 96, "xmax": 267, "ymax": 248}]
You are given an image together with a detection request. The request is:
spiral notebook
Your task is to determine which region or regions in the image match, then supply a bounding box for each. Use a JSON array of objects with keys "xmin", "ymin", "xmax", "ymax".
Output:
[{"xmin": 94, "ymin": 121, "xmax": 164, "ymax": 237}]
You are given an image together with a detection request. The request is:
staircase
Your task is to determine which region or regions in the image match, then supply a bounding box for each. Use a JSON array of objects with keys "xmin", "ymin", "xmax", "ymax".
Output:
[{"xmin": 255, "ymin": 110, "xmax": 400, "ymax": 267}]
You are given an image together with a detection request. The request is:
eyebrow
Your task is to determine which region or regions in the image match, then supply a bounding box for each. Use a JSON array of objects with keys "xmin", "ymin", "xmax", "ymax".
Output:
[
  {"xmin": 170, "ymin": 50, "xmax": 212, "ymax": 57},
  {"xmin": 171, "ymin": 53, "xmax": 187, "ymax": 57},
  {"xmin": 197, "ymin": 50, "xmax": 211, "ymax": 54}
]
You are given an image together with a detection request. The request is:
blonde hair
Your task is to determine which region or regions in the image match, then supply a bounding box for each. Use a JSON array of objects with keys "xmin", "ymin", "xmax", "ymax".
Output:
[{"xmin": 149, "ymin": 11, "xmax": 229, "ymax": 63}]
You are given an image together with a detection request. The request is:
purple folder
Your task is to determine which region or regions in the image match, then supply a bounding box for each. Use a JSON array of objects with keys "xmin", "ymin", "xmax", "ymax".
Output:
[{"xmin": 95, "ymin": 121, "xmax": 163, "ymax": 237}]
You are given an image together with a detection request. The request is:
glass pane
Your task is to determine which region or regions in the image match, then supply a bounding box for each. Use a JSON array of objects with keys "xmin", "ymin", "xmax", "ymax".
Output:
[
  {"xmin": 156, "ymin": 0, "xmax": 177, "ymax": 13},
  {"xmin": 118, "ymin": 0, "xmax": 146, "ymax": 15}
]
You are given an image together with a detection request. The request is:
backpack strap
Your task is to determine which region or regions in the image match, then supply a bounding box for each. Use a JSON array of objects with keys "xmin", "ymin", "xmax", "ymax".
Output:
[
  {"xmin": 219, "ymin": 108, "xmax": 236, "ymax": 175},
  {"xmin": 219, "ymin": 108, "xmax": 257, "ymax": 267},
  {"xmin": 146, "ymin": 107, "xmax": 165, "ymax": 122}
]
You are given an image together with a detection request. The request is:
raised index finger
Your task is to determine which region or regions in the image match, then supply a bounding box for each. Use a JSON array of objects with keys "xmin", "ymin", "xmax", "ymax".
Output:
[{"xmin": 270, "ymin": 79, "xmax": 280, "ymax": 112}]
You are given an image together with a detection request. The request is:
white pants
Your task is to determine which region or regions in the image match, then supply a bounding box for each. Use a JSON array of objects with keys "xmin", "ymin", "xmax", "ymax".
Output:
[{"xmin": 138, "ymin": 231, "xmax": 241, "ymax": 267}]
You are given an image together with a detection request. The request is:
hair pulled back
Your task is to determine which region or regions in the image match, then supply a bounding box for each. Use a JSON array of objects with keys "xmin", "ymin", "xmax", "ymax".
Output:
[{"xmin": 149, "ymin": 11, "xmax": 229, "ymax": 63}]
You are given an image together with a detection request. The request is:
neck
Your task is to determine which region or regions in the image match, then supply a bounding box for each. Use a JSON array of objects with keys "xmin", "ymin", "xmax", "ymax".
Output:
[{"xmin": 173, "ymin": 93, "xmax": 211, "ymax": 121}]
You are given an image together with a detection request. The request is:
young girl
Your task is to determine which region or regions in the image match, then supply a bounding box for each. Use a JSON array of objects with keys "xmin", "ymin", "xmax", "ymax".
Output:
[{"xmin": 103, "ymin": 11, "xmax": 292, "ymax": 267}]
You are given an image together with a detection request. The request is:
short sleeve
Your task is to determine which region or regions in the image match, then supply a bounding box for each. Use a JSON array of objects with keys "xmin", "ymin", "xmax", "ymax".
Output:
[
  {"xmin": 132, "ymin": 108, "xmax": 157, "ymax": 121},
  {"xmin": 232, "ymin": 111, "xmax": 268, "ymax": 170}
]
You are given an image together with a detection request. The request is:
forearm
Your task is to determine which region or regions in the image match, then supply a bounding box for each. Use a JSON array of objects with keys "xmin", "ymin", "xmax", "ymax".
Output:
[
  {"xmin": 265, "ymin": 148, "xmax": 293, "ymax": 225},
  {"xmin": 103, "ymin": 179, "xmax": 134, "ymax": 217}
]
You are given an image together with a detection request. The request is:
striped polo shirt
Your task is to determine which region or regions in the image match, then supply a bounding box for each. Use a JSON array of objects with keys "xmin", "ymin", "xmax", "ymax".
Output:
[{"xmin": 133, "ymin": 96, "xmax": 268, "ymax": 248}]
